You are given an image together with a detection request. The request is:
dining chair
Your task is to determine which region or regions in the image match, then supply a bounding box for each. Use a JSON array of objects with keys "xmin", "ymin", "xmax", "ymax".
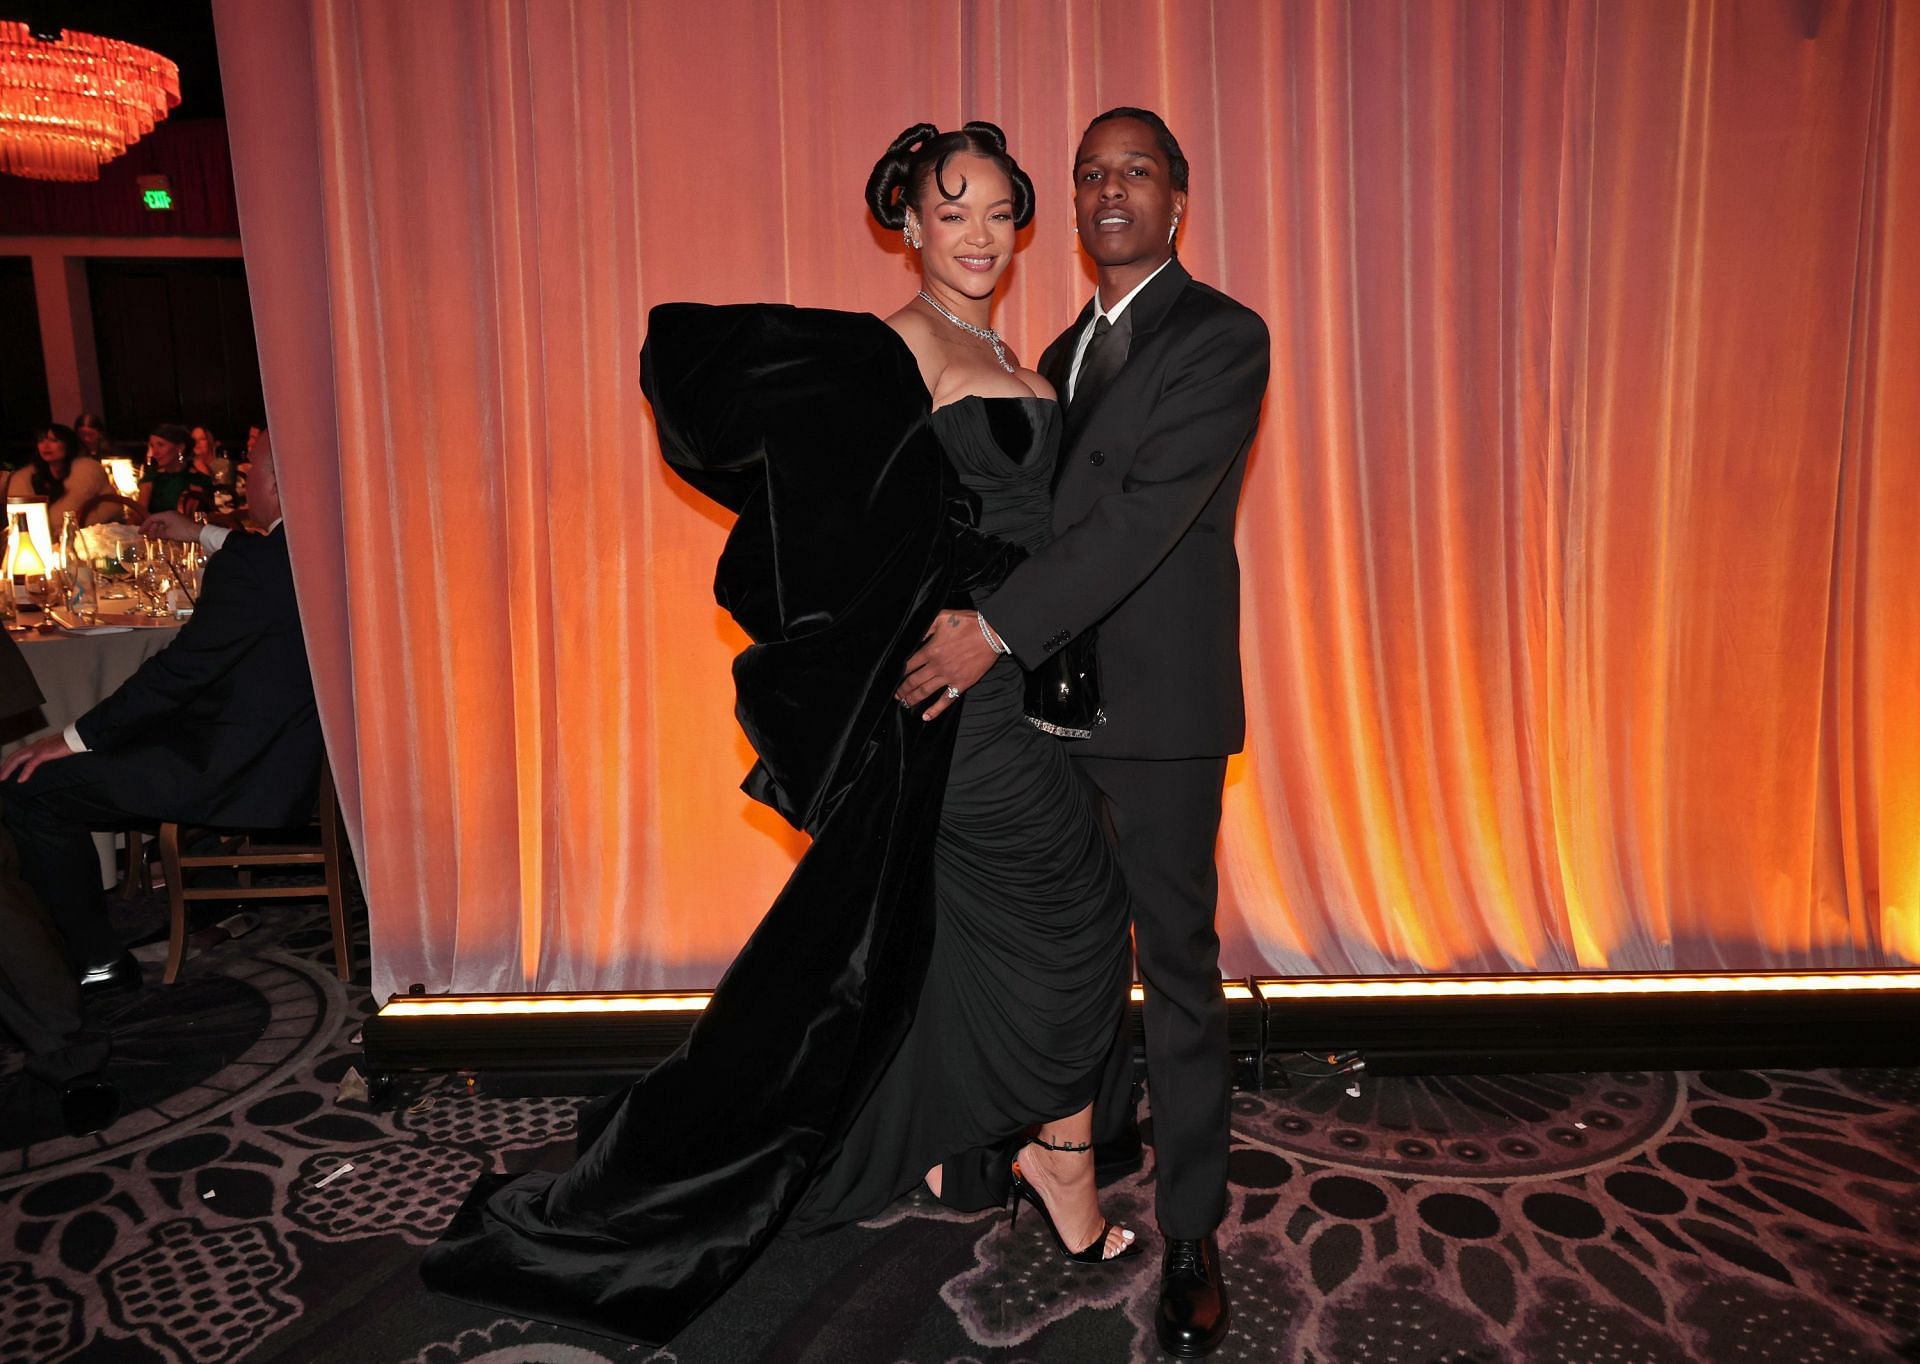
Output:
[
  {"xmin": 156, "ymin": 755, "xmax": 351, "ymax": 984},
  {"xmin": 117, "ymin": 830, "xmax": 151, "ymax": 900}
]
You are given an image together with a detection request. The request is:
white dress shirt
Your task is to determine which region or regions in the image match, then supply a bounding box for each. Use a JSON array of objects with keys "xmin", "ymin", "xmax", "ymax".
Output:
[{"xmin": 1065, "ymin": 256, "xmax": 1177, "ymax": 399}]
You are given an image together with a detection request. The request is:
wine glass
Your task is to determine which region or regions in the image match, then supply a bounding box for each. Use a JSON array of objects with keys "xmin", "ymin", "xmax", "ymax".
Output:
[
  {"xmin": 114, "ymin": 537, "xmax": 144, "ymax": 605},
  {"xmin": 90, "ymin": 541, "xmax": 118, "ymax": 599},
  {"xmin": 150, "ymin": 536, "xmax": 178, "ymax": 613},
  {"xmin": 136, "ymin": 556, "xmax": 173, "ymax": 619},
  {"xmin": 175, "ymin": 542, "xmax": 203, "ymax": 604}
]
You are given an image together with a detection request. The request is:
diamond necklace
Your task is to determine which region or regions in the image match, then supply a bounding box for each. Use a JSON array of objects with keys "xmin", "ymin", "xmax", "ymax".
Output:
[{"xmin": 916, "ymin": 289, "xmax": 1014, "ymax": 373}]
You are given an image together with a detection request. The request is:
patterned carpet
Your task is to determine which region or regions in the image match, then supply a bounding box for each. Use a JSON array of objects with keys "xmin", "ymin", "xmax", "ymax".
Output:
[{"xmin": 4, "ymin": 892, "xmax": 1920, "ymax": 1363}]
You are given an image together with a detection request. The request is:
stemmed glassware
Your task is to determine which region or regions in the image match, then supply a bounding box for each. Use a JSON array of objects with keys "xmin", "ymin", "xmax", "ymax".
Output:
[
  {"xmin": 25, "ymin": 569, "xmax": 56, "ymax": 615},
  {"xmin": 173, "ymin": 540, "xmax": 202, "ymax": 605},
  {"xmin": 102, "ymin": 535, "xmax": 139, "ymax": 602},
  {"xmin": 133, "ymin": 540, "xmax": 174, "ymax": 618}
]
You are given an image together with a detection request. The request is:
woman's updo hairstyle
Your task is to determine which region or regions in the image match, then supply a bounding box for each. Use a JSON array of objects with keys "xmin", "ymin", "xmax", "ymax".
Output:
[{"xmin": 866, "ymin": 120, "xmax": 1035, "ymax": 232}]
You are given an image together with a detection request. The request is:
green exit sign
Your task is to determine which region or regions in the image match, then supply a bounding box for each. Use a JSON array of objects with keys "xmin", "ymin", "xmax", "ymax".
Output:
[{"xmin": 135, "ymin": 174, "xmax": 173, "ymax": 211}]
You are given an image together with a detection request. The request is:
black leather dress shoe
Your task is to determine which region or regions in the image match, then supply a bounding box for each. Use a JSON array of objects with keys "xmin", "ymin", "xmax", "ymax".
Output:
[
  {"xmin": 60, "ymin": 1078, "xmax": 120, "ymax": 1136},
  {"xmin": 1158, "ymin": 1236, "xmax": 1228, "ymax": 1357},
  {"xmin": 78, "ymin": 950, "xmax": 141, "ymax": 995}
]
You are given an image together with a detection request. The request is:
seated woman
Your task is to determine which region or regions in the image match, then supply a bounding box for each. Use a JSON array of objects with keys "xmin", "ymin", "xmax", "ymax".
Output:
[
  {"xmin": 137, "ymin": 424, "xmax": 214, "ymax": 518},
  {"xmin": 188, "ymin": 426, "xmax": 221, "ymax": 478},
  {"xmin": 8, "ymin": 425, "xmax": 110, "ymax": 528},
  {"xmin": 70, "ymin": 412, "xmax": 110, "ymax": 463}
]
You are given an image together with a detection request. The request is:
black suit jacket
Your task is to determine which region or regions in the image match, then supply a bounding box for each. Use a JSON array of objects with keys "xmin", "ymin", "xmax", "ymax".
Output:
[
  {"xmin": 76, "ymin": 525, "xmax": 323, "ymax": 827},
  {"xmin": 981, "ymin": 260, "xmax": 1270, "ymax": 758}
]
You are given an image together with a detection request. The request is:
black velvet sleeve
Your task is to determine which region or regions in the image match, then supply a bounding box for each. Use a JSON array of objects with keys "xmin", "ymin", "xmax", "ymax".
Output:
[
  {"xmin": 642, "ymin": 302, "xmax": 982, "ymax": 832},
  {"xmin": 423, "ymin": 310, "xmax": 984, "ymax": 1341}
]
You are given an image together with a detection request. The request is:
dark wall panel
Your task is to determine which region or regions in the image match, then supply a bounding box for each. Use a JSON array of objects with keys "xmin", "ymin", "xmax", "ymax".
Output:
[
  {"xmin": 87, "ymin": 258, "xmax": 263, "ymax": 446},
  {"xmin": 0, "ymin": 259, "xmax": 53, "ymax": 467}
]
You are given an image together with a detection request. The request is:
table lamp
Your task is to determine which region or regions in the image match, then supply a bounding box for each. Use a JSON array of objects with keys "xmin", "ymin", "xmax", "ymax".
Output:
[
  {"xmin": 6, "ymin": 500, "xmax": 55, "ymax": 575},
  {"xmin": 5, "ymin": 504, "xmax": 50, "ymax": 614}
]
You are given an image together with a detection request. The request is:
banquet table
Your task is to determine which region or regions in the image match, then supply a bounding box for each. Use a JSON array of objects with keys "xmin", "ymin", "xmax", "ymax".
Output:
[{"xmin": 0, "ymin": 603, "xmax": 184, "ymax": 885}]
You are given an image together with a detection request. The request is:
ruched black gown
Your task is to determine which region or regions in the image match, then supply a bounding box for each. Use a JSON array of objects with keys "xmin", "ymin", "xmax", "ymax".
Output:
[
  {"xmin": 422, "ymin": 305, "xmax": 1130, "ymax": 1344},
  {"xmin": 792, "ymin": 393, "xmax": 1130, "ymax": 1228}
]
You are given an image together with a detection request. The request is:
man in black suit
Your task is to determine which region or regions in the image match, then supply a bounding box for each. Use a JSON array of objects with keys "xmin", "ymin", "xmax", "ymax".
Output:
[
  {"xmin": 900, "ymin": 108, "xmax": 1269, "ymax": 1357},
  {"xmin": 0, "ymin": 432, "xmax": 323, "ymax": 989},
  {"xmin": 0, "ymin": 633, "xmax": 119, "ymax": 1136}
]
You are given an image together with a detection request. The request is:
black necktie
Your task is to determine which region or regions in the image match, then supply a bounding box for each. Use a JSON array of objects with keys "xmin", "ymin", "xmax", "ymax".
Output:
[{"xmin": 1069, "ymin": 309, "xmax": 1130, "ymax": 429}]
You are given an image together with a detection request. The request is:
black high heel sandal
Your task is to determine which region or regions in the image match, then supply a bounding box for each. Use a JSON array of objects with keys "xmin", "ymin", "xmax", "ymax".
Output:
[{"xmin": 1008, "ymin": 1134, "xmax": 1142, "ymax": 1263}]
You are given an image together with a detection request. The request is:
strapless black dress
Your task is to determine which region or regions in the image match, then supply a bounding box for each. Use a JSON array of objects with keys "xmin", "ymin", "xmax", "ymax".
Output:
[{"xmin": 422, "ymin": 307, "xmax": 1129, "ymax": 1344}]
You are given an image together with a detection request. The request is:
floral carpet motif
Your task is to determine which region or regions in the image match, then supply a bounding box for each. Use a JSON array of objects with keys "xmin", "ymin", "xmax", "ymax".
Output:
[{"xmin": 3, "ymin": 894, "xmax": 1919, "ymax": 1363}]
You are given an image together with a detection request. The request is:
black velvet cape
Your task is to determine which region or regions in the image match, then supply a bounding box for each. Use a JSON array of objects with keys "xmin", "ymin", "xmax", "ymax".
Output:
[{"xmin": 421, "ymin": 303, "xmax": 1022, "ymax": 1344}]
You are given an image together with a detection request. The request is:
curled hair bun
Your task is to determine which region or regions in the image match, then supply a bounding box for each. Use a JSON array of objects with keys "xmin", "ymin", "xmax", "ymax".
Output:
[
  {"xmin": 867, "ymin": 122, "xmax": 939, "ymax": 230},
  {"xmin": 960, "ymin": 119, "xmax": 1008, "ymax": 153},
  {"xmin": 865, "ymin": 119, "xmax": 1037, "ymax": 231}
]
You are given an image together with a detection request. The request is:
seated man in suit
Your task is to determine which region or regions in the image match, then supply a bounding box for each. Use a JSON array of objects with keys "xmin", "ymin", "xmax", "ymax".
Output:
[
  {"xmin": 0, "ymin": 432, "xmax": 323, "ymax": 990},
  {"xmin": 0, "ymin": 632, "xmax": 118, "ymax": 1136}
]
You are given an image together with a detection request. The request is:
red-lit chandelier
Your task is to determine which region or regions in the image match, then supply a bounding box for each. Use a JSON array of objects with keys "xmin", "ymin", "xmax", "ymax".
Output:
[{"xmin": 0, "ymin": 21, "xmax": 180, "ymax": 182}]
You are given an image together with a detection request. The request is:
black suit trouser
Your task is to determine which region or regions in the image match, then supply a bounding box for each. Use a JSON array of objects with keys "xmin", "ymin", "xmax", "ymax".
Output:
[
  {"xmin": 0, "ymin": 752, "xmax": 143, "ymax": 970},
  {"xmin": 0, "ymin": 827, "xmax": 109, "ymax": 1084},
  {"xmin": 1076, "ymin": 753, "xmax": 1230, "ymax": 1240}
]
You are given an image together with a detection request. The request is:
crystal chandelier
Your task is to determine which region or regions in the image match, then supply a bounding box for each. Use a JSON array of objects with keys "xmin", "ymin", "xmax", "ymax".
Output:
[{"xmin": 0, "ymin": 21, "xmax": 180, "ymax": 182}]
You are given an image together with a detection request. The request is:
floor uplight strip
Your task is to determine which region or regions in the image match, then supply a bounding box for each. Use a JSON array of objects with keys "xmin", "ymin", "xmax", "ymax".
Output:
[
  {"xmin": 1129, "ymin": 983, "xmax": 1256, "ymax": 1003},
  {"xmin": 1255, "ymin": 972, "xmax": 1920, "ymax": 1001},
  {"xmin": 379, "ymin": 993, "xmax": 712, "ymax": 1018},
  {"xmin": 373, "ymin": 972, "xmax": 1920, "ymax": 1022}
]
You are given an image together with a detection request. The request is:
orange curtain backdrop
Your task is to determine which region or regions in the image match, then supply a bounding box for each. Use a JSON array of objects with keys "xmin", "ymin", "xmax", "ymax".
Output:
[{"xmin": 211, "ymin": 0, "xmax": 1920, "ymax": 998}]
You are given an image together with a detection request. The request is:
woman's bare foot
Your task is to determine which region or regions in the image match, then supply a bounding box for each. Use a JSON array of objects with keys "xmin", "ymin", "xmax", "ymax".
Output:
[{"xmin": 1015, "ymin": 1139, "xmax": 1135, "ymax": 1259}]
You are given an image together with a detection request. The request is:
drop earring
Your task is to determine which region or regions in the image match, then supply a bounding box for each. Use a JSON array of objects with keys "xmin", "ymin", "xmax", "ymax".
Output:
[{"xmin": 1168, "ymin": 216, "xmax": 1180, "ymax": 244}]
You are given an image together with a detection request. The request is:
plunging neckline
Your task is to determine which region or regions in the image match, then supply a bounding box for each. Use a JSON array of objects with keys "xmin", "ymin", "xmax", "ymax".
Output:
[{"xmin": 875, "ymin": 316, "xmax": 1058, "ymax": 415}]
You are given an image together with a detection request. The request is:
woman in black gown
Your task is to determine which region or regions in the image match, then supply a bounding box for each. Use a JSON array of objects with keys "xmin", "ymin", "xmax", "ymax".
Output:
[{"xmin": 423, "ymin": 122, "xmax": 1135, "ymax": 1343}]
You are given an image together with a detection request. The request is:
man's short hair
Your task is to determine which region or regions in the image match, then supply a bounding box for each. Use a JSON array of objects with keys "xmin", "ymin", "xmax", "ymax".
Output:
[{"xmin": 1084, "ymin": 107, "xmax": 1190, "ymax": 193}]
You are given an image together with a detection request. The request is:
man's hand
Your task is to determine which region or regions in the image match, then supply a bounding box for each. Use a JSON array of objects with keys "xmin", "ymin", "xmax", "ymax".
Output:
[
  {"xmin": 142, "ymin": 511, "xmax": 201, "ymax": 544},
  {"xmin": 0, "ymin": 734, "xmax": 76, "ymax": 784},
  {"xmin": 897, "ymin": 612, "xmax": 999, "ymax": 721}
]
